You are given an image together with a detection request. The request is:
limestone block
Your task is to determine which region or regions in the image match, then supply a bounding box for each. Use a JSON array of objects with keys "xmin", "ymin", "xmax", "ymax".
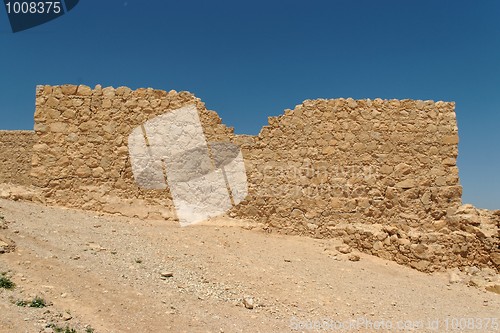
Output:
[
  {"xmin": 395, "ymin": 179, "xmax": 416, "ymax": 189},
  {"xmin": 49, "ymin": 122, "xmax": 67, "ymax": 133},
  {"xmin": 442, "ymin": 134, "xmax": 459, "ymax": 145},
  {"xmin": 61, "ymin": 85, "xmax": 78, "ymax": 95},
  {"xmin": 77, "ymin": 85, "xmax": 92, "ymax": 96},
  {"xmin": 75, "ymin": 165, "xmax": 92, "ymax": 177}
]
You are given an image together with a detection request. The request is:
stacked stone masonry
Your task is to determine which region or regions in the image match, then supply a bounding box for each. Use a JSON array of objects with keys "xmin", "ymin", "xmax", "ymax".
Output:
[
  {"xmin": 236, "ymin": 98, "xmax": 463, "ymax": 231},
  {"xmin": 0, "ymin": 130, "xmax": 36, "ymax": 185},
  {"xmin": 1, "ymin": 84, "xmax": 498, "ymax": 273},
  {"xmin": 31, "ymin": 84, "xmax": 235, "ymax": 220}
]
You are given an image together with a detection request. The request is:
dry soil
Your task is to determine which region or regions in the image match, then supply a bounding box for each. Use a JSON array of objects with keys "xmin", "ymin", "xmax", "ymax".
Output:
[{"xmin": 0, "ymin": 199, "xmax": 499, "ymax": 333}]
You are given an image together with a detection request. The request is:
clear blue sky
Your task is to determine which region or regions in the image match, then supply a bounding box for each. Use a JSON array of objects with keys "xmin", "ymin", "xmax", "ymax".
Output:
[{"xmin": 0, "ymin": 0, "xmax": 499, "ymax": 209}]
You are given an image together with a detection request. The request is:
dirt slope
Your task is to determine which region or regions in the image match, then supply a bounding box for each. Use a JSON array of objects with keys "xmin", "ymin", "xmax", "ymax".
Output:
[{"xmin": 0, "ymin": 199, "xmax": 498, "ymax": 333}]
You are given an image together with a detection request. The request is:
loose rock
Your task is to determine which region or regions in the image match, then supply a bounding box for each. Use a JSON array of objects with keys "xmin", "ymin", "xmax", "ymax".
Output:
[
  {"xmin": 448, "ymin": 272, "xmax": 461, "ymax": 284},
  {"xmin": 243, "ymin": 296, "xmax": 254, "ymax": 309},
  {"xmin": 337, "ymin": 245, "xmax": 352, "ymax": 254},
  {"xmin": 348, "ymin": 254, "xmax": 360, "ymax": 262},
  {"xmin": 160, "ymin": 272, "xmax": 173, "ymax": 278}
]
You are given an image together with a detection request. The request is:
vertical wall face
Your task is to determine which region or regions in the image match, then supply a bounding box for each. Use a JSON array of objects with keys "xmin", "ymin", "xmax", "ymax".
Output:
[
  {"xmin": 0, "ymin": 130, "xmax": 36, "ymax": 185},
  {"xmin": 235, "ymin": 98, "xmax": 462, "ymax": 234},
  {"xmin": 31, "ymin": 85, "xmax": 462, "ymax": 229},
  {"xmin": 31, "ymin": 85, "xmax": 235, "ymax": 217}
]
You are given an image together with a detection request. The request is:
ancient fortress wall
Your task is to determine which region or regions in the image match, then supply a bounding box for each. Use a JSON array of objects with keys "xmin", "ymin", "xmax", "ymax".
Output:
[
  {"xmin": 231, "ymin": 98, "xmax": 495, "ymax": 272},
  {"xmin": 0, "ymin": 130, "xmax": 36, "ymax": 185},
  {"xmin": 1, "ymin": 84, "xmax": 497, "ymax": 272},
  {"xmin": 31, "ymin": 85, "xmax": 235, "ymax": 219},
  {"xmin": 32, "ymin": 85, "xmax": 462, "ymax": 226},
  {"xmin": 236, "ymin": 98, "xmax": 462, "ymax": 235}
]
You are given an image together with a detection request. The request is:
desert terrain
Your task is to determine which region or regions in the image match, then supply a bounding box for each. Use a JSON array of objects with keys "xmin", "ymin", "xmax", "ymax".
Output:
[{"xmin": 0, "ymin": 198, "xmax": 498, "ymax": 333}]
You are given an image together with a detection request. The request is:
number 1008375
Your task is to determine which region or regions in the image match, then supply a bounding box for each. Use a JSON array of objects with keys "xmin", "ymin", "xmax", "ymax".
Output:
[{"xmin": 5, "ymin": 2, "xmax": 62, "ymax": 14}]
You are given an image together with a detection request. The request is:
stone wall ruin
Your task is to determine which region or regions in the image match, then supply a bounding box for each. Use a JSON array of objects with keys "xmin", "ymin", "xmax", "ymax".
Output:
[{"xmin": 0, "ymin": 84, "xmax": 498, "ymax": 273}]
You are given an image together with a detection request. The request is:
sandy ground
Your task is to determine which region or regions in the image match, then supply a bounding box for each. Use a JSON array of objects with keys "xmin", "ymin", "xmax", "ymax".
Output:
[{"xmin": 0, "ymin": 198, "xmax": 499, "ymax": 333}]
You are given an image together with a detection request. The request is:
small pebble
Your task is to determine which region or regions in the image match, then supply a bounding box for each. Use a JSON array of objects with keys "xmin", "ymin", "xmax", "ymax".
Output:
[
  {"xmin": 348, "ymin": 254, "xmax": 360, "ymax": 262},
  {"xmin": 243, "ymin": 296, "xmax": 254, "ymax": 309}
]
